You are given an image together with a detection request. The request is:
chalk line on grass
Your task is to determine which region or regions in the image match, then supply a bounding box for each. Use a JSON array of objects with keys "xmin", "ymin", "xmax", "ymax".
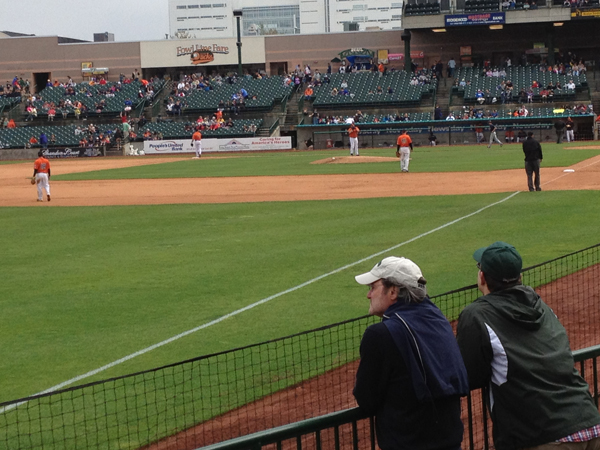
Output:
[
  {"xmin": 542, "ymin": 157, "xmax": 600, "ymax": 188},
  {"xmin": 1, "ymin": 190, "xmax": 520, "ymax": 412}
]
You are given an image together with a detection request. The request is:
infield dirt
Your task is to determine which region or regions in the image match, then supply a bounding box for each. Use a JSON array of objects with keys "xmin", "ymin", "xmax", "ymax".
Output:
[{"xmin": 1, "ymin": 153, "xmax": 600, "ymax": 207}]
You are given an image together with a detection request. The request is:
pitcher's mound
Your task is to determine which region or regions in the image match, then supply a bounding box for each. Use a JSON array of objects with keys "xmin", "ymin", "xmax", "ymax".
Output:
[{"xmin": 311, "ymin": 156, "xmax": 398, "ymax": 164}]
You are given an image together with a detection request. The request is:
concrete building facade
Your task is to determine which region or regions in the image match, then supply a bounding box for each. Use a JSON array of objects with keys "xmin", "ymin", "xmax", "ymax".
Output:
[{"xmin": 168, "ymin": 0, "xmax": 403, "ymax": 39}]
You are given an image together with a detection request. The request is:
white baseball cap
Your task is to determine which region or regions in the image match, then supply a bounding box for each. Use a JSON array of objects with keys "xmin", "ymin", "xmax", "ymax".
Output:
[{"xmin": 355, "ymin": 256, "xmax": 426, "ymax": 292}]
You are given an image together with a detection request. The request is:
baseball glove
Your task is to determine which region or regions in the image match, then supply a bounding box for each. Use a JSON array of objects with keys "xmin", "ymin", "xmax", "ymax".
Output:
[
  {"xmin": 395, "ymin": 150, "xmax": 400, "ymax": 158},
  {"xmin": 30, "ymin": 177, "xmax": 36, "ymax": 185}
]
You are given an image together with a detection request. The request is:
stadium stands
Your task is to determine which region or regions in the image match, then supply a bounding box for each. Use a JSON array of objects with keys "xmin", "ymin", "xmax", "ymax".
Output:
[
  {"xmin": 308, "ymin": 111, "xmax": 432, "ymax": 125},
  {"xmin": 141, "ymin": 118, "xmax": 263, "ymax": 139},
  {"xmin": 404, "ymin": 1, "xmax": 442, "ymax": 15},
  {"xmin": 453, "ymin": 65, "xmax": 587, "ymax": 104},
  {"xmin": 465, "ymin": 0, "xmax": 500, "ymax": 12},
  {"xmin": 310, "ymin": 71, "xmax": 436, "ymax": 108},
  {"xmin": 0, "ymin": 124, "xmax": 120, "ymax": 148},
  {"xmin": 30, "ymin": 79, "xmax": 165, "ymax": 118},
  {"xmin": 449, "ymin": 105, "xmax": 593, "ymax": 120},
  {"xmin": 0, "ymin": 95, "xmax": 21, "ymax": 112},
  {"xmin": 177, "ymin": 76, "xmax": 292, "ymax": 113}
]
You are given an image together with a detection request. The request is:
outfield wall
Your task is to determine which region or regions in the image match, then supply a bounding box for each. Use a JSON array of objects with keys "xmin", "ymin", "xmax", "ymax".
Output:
[{"xmin": 143, "ymin": 137, "xmax": 292, "ymax": 154}]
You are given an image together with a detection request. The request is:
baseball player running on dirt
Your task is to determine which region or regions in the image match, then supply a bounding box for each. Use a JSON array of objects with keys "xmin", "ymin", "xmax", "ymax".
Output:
[
  {"xmin": 191, "ymin": 130, "xmax": 202, "ymax": 158},
  {"xmin": 33, "ymin": 150, "xmax": 51, "ymax": 202},
  {"xmin": 396, "ymin": 130, "xmax": 413, "ymax": 173},
  {"xmin": 487, "ymin": 121, "xmax": 503, "ymax": 148}
]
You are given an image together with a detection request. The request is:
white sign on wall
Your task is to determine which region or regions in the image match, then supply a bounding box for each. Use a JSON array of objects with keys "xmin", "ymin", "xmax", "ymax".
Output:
[
  {"xmin": 143, "ymin": 137, "xmax": 292, "ymax": 154},
  {"xmin": 140, "ymin": 37, "xmax": 266, "ymax": 68}
]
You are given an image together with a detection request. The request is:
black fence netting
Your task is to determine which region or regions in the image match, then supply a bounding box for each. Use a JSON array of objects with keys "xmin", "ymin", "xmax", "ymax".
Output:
[{"xmin": 1, "ymin": 243, "xmax": 599, "ymax": 450}]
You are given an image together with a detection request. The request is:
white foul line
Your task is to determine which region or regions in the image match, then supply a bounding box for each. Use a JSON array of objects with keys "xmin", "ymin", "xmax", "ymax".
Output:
[
  {"xmin": 1, "ymin": 190, "xmax": 520, "ymax": 413},
  {"xmin": 542, "ymin": 157, "xmax": 600, "ymax": 188}
]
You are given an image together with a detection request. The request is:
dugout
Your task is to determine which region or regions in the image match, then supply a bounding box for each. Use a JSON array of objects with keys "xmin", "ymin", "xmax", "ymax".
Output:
[{"xmin": 298, "ymin": 115, "xmax": 596, "ymax": 149}]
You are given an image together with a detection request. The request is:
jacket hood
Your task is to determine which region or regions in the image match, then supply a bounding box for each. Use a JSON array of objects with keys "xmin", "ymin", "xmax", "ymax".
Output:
[{"xmin": 484, "ymin": 285, "xmax": 545, "ymax": 331}]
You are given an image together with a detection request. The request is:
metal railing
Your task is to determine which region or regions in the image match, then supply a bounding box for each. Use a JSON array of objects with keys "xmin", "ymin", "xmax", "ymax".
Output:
[
  {"xmin": 1, "ymin": 244, "xmax": 598, "ymax": 450},
  {"xmin": 196, "ymin": 344, "xmax": 600, "ymax": 450},
  {"xmin": 268, "ymin": 118, "xmax": 280, "ymax": 136}
]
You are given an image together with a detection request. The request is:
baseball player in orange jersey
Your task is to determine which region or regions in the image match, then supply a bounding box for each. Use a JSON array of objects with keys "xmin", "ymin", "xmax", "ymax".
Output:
[
  {"xmin": 348, "ymin": 123, "xmax": 360, "ymax": 156},
  {"xmin": 33, "ymin": 150, "xmax": 51, "ymax": 202},
  {"xmin": 396, "ymin": 130, "xmax": 413, "ymax": 172},
  {"xmin": 191, "ymin": 130, "xmax": 202, "ymax": 158}
]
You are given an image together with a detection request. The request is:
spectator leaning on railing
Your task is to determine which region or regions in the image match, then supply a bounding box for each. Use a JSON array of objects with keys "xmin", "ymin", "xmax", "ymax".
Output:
[
  {"xmin": 353, "ymin": 257, "xmax": 468, "ymax": 450},
  {"xmin": 457, "ymin": 242, "xmax": 600, "ymax": 450}
]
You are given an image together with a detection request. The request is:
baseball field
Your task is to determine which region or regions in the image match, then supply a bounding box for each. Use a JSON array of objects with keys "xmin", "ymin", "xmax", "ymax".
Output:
[{"xmin": 1, "ymin": 141, "xmax": 600, "ymax": 409}]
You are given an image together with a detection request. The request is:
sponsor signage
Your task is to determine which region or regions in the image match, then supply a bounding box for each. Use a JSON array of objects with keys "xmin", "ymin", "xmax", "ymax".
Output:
[
  {"xmin": 140, "ymin": 38, "xmax": 266, "ymax": 69},
  {"xmin": 388, "ymin": 51, "xmax": 425, "ymax": 61},
  {"xmin": 176, "ymin": 43, "xmax": 230, "ymax": 65},
  {"xmin": 143, "ymin": 137, "xmax": 292, "ymax": 154},
  {"xmin": 41, "ymin": 148, "xmax": 101, "ymax": 158},
  {"xmin": 338, "ymin": 48, "xmax": 376, "ymax": 59},
  {"xmin": 571, "ymin": 7, "xmax": 600, "ymax": 18},
  {"xmin": 445, "ymin": 12, "xmax": 505, "ymax": 26}
]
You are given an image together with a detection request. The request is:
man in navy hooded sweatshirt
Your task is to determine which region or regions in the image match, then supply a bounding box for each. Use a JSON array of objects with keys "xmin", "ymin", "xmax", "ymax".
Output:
[{"xmin": 354, "ymin": 256, "xmax": 469, "ymax": 450}]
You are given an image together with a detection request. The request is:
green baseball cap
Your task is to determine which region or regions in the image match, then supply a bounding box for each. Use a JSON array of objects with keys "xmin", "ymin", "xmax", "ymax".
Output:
[{"xmin": 473, "ymin": 241, "xmax": 522, "ymax": 283}]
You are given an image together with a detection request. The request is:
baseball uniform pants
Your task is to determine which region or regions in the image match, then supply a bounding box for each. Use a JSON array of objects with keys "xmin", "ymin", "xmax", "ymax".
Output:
[
  {"xmin": 194, "ymin": 140, "xmax": 202, "ymax": 157},
  {"xmin": 36, "ymin": 173, "xmax": 50, "ymax": 200},
  {"xmin": 488, "ymin": 132, "xmax": 502, "ymax": 147},
  {"xmin": 349, "ymin": 137, "xmax": 359, "ymax": 156},
  {"xmin": 400, "ymin": 148, "xmax": 410, "ymax": 172},
  {"xmin": 566, "ymin": 130, "xmax": 574, "ymax": 142}
]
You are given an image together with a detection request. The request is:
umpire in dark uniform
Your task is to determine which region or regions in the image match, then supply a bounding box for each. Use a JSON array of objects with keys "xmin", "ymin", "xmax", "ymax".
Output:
[{"xmin": 523, "ymin": 131, "xmax": 543, "ymax": 192}]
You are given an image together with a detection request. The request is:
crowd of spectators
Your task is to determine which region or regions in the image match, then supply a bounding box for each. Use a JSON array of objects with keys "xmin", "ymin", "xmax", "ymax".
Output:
[
  {"xmin": 565, "ymin": 0, "xmax": 597, "ymax": 7},
  {"xmin": 0, "ymin": 76, "xmax": 28, "ymax": 97},
  {"xmin": 448, "ymin": 102, "xmax": 593, "ymax": 121},
  {"xmin": 502, "ymin": 0, "xmax": 539, "ymax": 10},
  {"xmin": 20, "ymin": 74, "xmax": 161, "ymax": 120},
  {"xmin": 165, "ymin": 71, "xmax": 268, "ymax": 116},
  {"xmin": 305, "ymin": 109, "xmax": 417, "ymax": 125},
  {"xmin": 74, "ymin": 123, "xmax": 113, "ymax": 149},
  {"xmin": 455, "ymin": 53, "xmax": 587, "ymax": 104},
  {"xmin": 299, "ymin": 67, "xmax": 436, "ymax": 103}
]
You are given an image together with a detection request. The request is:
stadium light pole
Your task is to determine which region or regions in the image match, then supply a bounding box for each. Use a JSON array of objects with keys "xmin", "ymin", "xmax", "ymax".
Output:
[
  {"xmin": 401, "ymin": 30, "xmax": 412, "ymax": 73},
  {"xmin": 233, "ymin": 10, "xmax": 243, "ymax": 77}
]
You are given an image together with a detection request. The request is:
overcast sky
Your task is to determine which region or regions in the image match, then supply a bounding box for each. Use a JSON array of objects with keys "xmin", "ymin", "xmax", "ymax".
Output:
[{"xmin": 0, "ymin": 0, "xmax": 170, "ymax": 42}]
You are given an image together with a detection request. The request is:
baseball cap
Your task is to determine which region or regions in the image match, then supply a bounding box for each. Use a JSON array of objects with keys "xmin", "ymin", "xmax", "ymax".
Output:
[
  {"xmin": 355, "ymin": 256, "xmax": 426, "ymax": 292},
  {"xmin": 473, "ymin": 241, "xmax": 522, "ymax": 283}
]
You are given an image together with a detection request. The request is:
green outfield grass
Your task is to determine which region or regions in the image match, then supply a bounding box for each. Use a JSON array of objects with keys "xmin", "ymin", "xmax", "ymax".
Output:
[
  {"xmin": 2, "ymin": 190, "xmax": 600, "ymax": 403},
  {"xmin": 53, "ymin": 144, "xmax": 600, "ymax": 180}
]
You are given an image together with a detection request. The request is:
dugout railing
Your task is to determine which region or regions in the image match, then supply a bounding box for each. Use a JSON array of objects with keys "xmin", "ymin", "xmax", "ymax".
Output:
[
  {"xmin": 1, "ymin": 243, "xmax": 599, "ymax": 450},
  {"xmin": 195, "ymin": 344, "xmax": 600, "ymax": 450}
]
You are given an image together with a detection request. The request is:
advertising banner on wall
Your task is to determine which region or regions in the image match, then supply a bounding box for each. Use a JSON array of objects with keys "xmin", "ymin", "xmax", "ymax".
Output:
[
  {"xmin": 445, "ymin": 12, "xmax": 505, "ymax": 27},
  {"xmin": 143, "ymin": 137, "xmax": 292, "ymax": 154},
  {"xmin": 140, "ymin": 37, "xmax": 266, "ymax": 68},
  {"xmin": 41, "ymin": 147, "xmax": 101, "ymax": 158},
  {"xmin": 388, "ymin": 51, "xmax": 425, "ymax": 61}
]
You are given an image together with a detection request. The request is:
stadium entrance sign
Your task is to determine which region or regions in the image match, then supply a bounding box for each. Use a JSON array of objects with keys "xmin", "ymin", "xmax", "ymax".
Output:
[{"xmin": 445, "ymin": 12, "xmax": 505, "ymax": 26}]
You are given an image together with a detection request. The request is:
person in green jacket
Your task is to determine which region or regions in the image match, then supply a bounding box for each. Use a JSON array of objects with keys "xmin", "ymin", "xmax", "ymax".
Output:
[{"xmin": 457, "ymin": 242, "xmax": 600, "ymax": 450}]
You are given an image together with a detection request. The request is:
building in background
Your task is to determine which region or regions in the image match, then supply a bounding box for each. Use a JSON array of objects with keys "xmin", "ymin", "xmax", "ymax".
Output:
[
  {"xmin": 168, "ymin": 0, "xmax": 403, "ymax": 39},
  {"xmin": 94, "ymin": 32, "xmax": 115, "ymax": 42}
]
